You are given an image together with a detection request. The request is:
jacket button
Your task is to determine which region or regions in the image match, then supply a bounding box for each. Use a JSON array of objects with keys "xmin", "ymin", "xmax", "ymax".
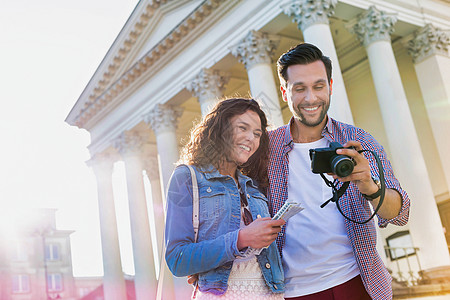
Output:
[
  {"xmin": 206, "ymin": 187, "xmax": 212, "ymax": 193},
  {"xmin": 265, "ymin": 263, "xmax": 271, "ymax": 269},
  {"xmin": 247, "ymin": 193, "xmax": 250, "ymax": 199},
  {"xmin": 273, "ymin": 284, "xmax": 278, "ymax": 290}
]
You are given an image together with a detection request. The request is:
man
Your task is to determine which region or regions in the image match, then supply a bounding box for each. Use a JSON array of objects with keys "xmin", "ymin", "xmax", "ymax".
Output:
[{"xmin": 267, "ymin": 43, "xmax": 410, "ymax": 299}]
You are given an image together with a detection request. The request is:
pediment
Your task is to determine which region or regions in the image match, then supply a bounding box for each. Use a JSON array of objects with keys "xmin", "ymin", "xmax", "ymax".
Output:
[
  {"xmin": 67, "ymin": 0, "xmax": 203, "ymax": 126},
  {"xmin": 112, "ymin": 0, "xmax": 204, "ymax": 83},
  {"xmin": 135, "ymin": 0, "xmax": 204, "ymax": 62}
]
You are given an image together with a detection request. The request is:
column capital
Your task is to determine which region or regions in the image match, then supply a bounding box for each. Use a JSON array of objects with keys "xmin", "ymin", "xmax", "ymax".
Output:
[
  {"xmin": 281, "ymin": 0, "xmax": 337, "ymax": 31},
  {"xmin": 87, "ymin": 152, "xmax": 118, "ymax": 175},
  {"xmin": 408, "ymin": 24, "xmax": 450, "ymax": 63},
  {"xmin": 230, "ymin": 30, "xmax": 279, "ymax": 69},
  {"xmin": 144, "ymin": 104, "xmax": 183, "ymax": 135},
  {"xmin": 186, "ymin": 68, "xmax": 229, "ymax": 101},
  {"xmin": 351, "ymin": 6, "xmax": 397, "ymax": 47},
  {"xmin": 143, "ymin": 156, "xmax": 160, "ymax": 181},
  {"xmin": 113, "ymin": 131, "xmax": 148, "ymax": 158}
]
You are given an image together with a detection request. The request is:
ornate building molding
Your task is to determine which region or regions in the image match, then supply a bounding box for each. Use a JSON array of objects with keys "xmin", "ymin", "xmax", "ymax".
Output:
[
  {"xmin": 86, "ymin": 152, "xmax": 117, "ymax": 175},
  {"xmin": 74, "ymin": 0, "xmax": 224, "ymax": 128},
  {"xmin": 143, "ymin": 155, "xmax": 160, "ymax": 181},
  {"xmin": 186, "ymin": 68, "xmax": 229, "ymax": 100},
  {"xmin": 351, "ymin": 6, "xmax": 397, "ymax": 47},
  {"xmin": 144, "ymin": 104, "xmax": 184, "ymax": 135},
  {"xmin": 281, "ymin": 0, "xmax": 337, "ymax": 31},
  {"xmin": 87, "ymin": 1, "xmax": 172, "ymax": 105},
  {"xmin": 408, "ymin": 24, "xmax": 450, "ymax": 63},
  {"xmin": 113, "ymin": 131, "xmax": 149, "ymax": 158},
  {"xmin": 230, "ymin": 30, "xmax": 279, "ymax": 70}
]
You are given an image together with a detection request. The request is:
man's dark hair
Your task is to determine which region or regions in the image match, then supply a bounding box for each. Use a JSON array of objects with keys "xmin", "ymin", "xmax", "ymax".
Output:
[{"xmin": 277, "ymin": 43, "xmax": 332, "ymax": 87}]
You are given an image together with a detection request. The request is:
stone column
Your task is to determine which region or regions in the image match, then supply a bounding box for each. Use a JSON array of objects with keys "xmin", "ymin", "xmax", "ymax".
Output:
[
  {"xmin": 351, "ymin": 6, "xmax": 450, "ymax": 270},
  {"xmin": 142, "ymin": 151, "xmax": 176, "ymax": 299},
  {"xmin": 142, "ymin": 155, "xmax": 165, "ymax": 263},
  {"xmin": 88, "ymin": 152, "xmax": 127, "ymax": 300},
  {"xmin": 187, "ymin": 68, "xmax": 229, "ymax": 116},
  {"xmin": 282, "ymin": 0, "xmax": 354, "ymax": 124},
  {"xmin": 408, "ymin": 24, "xmax": 450, "ymax": 192},
  {"xmin": 145, "ymin": 104, "xmax": 188, "ymax": 300},
  {"xmin": 145, "ymin": 104, "xmax": 183, "ymax": 192},
  {"xmin": 114, "ymin": 131, "xmax": 156, "ymax": 300},
  {"xmin": 231, "ymin": 30, "xmax": 284, "ymax": 128}
]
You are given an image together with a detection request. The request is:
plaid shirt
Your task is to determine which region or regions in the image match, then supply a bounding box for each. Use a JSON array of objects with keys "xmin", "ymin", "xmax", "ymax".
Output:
[{"xmin": 267, "ymin": 117, "xmax": 410, "ymax": 300}]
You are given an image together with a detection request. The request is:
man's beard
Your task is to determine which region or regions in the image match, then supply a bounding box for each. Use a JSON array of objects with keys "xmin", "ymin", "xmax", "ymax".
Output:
[{"xmin": 294, "ymin": 100, "xmax": 330, "ymax": 127}]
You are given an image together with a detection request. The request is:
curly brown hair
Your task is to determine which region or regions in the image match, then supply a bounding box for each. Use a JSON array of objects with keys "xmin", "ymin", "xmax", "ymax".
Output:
[{"xmin": 179, "ymin": 98, "xmax": 269, "ymax": 187}]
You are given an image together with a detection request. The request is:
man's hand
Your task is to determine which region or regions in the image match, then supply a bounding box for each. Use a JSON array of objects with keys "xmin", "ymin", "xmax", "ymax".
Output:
[
  {"xmin": 237, "ymin": 217, "xmax": 285, "ymax": 250},
  {"xmin": 332, "ymin": 141, "xmax": 378, "ymax": 195},
  {"xmin": 332, "ymin": 140, "xmax": 402, "ymax": 219}
]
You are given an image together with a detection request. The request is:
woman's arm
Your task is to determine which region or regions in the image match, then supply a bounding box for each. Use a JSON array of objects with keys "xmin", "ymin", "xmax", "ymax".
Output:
[{"xmin": 164, "ymin": 167, "xmax": 241, "ymax": 277}]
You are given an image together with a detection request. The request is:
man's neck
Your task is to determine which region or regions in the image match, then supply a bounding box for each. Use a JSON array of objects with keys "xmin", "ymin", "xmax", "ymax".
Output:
[{"xmin": 291, "ymin": 118, "xmax": 326, "ymax": 143}]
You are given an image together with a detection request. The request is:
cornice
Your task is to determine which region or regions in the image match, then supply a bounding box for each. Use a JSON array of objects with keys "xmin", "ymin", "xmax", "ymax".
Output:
[
  {"xmin": 113, "ymin": 0, "xmax": 196, "ymax": 84},
  {"xmin": 337, "ymin": 0, "xmax": 450, "ymax": 30},
  {"xmin": 71, "ymin": 0, "xmax": 224, "ymax": 129},
  {"xmin": 67, "ymin": 1, "xmax": 171, "ymax": 125}
]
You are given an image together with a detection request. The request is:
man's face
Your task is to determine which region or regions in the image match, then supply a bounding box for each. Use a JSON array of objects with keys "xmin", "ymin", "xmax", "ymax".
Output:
[{"xmin": 281, "ymin": 60, "xmax": 332, "ymax": 128}]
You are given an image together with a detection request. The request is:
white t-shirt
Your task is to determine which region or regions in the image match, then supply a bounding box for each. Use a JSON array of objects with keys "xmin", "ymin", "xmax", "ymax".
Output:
[{"xmin": 282, "ymin": 138, "xmax": 359, "ymax": 297}]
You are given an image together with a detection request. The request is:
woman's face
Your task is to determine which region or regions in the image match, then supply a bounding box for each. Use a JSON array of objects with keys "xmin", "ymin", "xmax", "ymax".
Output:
[{"xmin": 227, "ymin": 110, "xmax": 263, "ymax": 166}]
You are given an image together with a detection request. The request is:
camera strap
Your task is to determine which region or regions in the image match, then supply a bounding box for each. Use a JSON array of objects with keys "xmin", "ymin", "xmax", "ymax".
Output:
[
  {"xmin": 319, "ymin": 175, "xmax": 349, "ymax": 208},
  {"xmin": 319, "ymin": 149, "xmax": 385, "ymax": 224}
]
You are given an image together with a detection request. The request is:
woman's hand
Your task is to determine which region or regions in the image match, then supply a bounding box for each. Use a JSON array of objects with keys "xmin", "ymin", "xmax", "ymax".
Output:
[
  {"xmin": 237, "ymin": 217, "xmax": 285, "ymax": 250},
  {"xmin": 187, "ymin": 274, "xmax": 198, "ymax": 285}
]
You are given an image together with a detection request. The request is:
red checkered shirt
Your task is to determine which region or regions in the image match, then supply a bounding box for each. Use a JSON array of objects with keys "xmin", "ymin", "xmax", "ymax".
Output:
[{"xmin": 267, "ymin": 117, "xmax": 410, "ymax": 300}]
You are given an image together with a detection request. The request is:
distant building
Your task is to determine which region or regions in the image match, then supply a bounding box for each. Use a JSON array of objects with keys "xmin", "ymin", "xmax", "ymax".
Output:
[
  {"xmin": 0, "ymin": 209, "xmax": 77, "ymax": 300},
  {"xmin": 77, "ymin": 275, "xmax": 136, "ymax": 300},
  {"xmin": 74, "ymin": 277, "xmax": 103, "ymax": 299}
]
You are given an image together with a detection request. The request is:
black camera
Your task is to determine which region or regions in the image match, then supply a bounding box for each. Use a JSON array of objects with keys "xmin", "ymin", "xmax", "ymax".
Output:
[{"xmin": 309, "ymin": 142, "xmax": 355, "ymax": 177}]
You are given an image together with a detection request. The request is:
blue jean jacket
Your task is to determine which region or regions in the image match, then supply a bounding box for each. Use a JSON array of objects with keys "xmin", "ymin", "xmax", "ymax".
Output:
[{"xmin": 165, "ymin": 165, "xmax": 284, "ymax": 295}]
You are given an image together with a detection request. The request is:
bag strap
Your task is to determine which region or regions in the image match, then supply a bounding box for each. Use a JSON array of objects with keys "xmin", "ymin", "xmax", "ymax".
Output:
[
  {"xmin": 186, "ymin": 165, "xmax": 200, "ymax": 242},
  {"xmin": 185, "ymin": 165, "xmax": 201, "ymax": 298},
  {"xmin": 156, "ymin": 165, "xmax": 200, "ymax": 300}
]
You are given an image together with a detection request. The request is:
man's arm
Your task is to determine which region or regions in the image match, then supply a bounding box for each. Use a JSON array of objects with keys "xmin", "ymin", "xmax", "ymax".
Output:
[{"xmin": 359, "ymin": 178, "xmax": 402, "ymax": 220}]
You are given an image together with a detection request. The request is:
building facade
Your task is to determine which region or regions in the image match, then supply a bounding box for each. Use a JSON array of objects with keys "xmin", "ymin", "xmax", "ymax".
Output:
[
  {"xmin": 0, "ymin": 209, "xmax": 77, "ymax": 300},
  {"xmin": 66, "ymin": 0, "xmax": 450, "ymax": 299}
]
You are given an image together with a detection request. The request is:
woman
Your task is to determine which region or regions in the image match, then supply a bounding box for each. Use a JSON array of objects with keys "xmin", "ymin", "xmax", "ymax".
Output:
[{"xmin": 165, "ymin": 98, "xmax": 285, "ymax": 299}]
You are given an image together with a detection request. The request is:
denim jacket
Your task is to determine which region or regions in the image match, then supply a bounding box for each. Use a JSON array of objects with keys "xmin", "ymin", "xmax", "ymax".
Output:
[{"xmin": 165, "ymin": 164, "xmax": 284, "ymax": 295}]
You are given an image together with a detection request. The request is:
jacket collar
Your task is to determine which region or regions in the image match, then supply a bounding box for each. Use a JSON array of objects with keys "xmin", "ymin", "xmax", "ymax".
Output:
[{"xmin": 200, "ymin": 164, "xmax": 250, "ymax": 182}]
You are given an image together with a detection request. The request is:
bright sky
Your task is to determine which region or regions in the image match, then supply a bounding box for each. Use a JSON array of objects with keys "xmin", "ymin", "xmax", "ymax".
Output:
[{"xmin": 0, "ymin": 0, "xmax": 140, "ymax": 277}]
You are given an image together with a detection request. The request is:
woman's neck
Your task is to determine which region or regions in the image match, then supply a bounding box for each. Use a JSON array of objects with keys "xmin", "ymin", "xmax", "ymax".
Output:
[{"xmin": 218, "ymin": 160, "xmax": 238, "ymax": 182}]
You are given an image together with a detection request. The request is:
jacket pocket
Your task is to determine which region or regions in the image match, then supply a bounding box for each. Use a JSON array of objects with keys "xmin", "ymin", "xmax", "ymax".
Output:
[{"xmin": 199, "ymin": 185, "xmax": 228, "ymax": 221}]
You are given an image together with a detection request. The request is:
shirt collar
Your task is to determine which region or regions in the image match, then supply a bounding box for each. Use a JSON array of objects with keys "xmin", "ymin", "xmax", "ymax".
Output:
[
  {"xmin": 283, "ymin": 118, "xmax": 295, "ymax": 147},
  {"xmin": 321, "ymin": 116, "xmax": 334, "ymax": 141}
]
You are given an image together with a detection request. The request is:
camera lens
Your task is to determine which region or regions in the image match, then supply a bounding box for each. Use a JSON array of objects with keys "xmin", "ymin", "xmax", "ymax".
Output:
[{"xmin": 331, "ymin": 155, "xmax": 354, "ymax": 177}]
